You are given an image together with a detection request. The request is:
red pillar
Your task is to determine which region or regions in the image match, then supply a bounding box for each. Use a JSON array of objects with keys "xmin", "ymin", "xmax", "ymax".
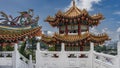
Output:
[
  {"xmin": 65, "ymin": 24, "xmax": 68, "ymax": 35},
  {"xmin": 78, "ymin": 22, "xmax": 81, "ymax": 35},
  {"xmin": 80, "ymin": 46, "xmax": 83, "ymax": 51},
  {"xmin": 59, "ymin": 26, "xmax": 61, "ymax": 34}
]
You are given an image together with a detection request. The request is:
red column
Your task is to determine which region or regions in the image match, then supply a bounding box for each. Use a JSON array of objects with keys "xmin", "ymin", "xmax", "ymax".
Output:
[
  {"xmin": 78, "ymin": 22, "xmax": 81, "ymax": 35},
  {"xmin": 65, "ymin": 24, "xmax": 68, "ymax": 35},
  {"xmin": 59, "ymin": 26, "xmax": 61, "ymax": 34},
  {"xmin": 80, "ymin": 46, "xmax": 83, "ymax": 51}
]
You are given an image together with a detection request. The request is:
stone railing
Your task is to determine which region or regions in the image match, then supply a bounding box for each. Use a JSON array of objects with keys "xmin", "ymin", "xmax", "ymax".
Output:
[
  {"xmin": 93, "ymin": 51, "xmax": 117, "ymax": 68},
  {"xmin": 36, "ymin": 51, "xmax": 91, "ymax": 68},
  {"xmin": 92, "ymin": 41, "xmax": 120, "ymax": 68},
  {"xmin": 0, "ymin": 51, "xmax": 14, "ymax": 58},
  {"xmin": 36, "ymin": 42, "xmax": 120, "ymax": 68},
  {"xmin": 36, "ymin": 42, "xmax": 93, "ymax": 68},
  {"xmin": 0, "ymin": 44, "xmax": 33, "ymax": 68},
  {"xmin": 0, "ymin": 51, "xmax": 14, "ymax": 68},
  {"xmin": 39, "ymin": 51, "xmax": 89, "ymax": 58}
]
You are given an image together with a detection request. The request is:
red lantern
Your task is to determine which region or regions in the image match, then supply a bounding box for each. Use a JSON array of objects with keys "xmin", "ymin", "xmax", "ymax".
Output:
[
  {"xmin": 66, "ymin": 19, "xmax": 68, "ymax": 22},
  {"xmin": 68, "ymin": 43, "xmax": 71, "ymax": 47},
  {"xmin": 81, "ymin": 16, "xmax": 85, "ymax": 20},
  {"xmin": 70, "ymin": 20, "xmax": 72, "ymax": 23},
  {"xmin": 86, "ymin": 18, "xmax": 89, "ymax": 21},
  {"xmin": 80, "ymin": 42, "xmax": 82, "ymax": 45},
  {"xmin": 74, "ymin": 19, "xmax": 76, "ymax": 22},
  {"xmin": 78, "ymin": 18, "xmax": 80, "ymax": 21},
  {"xmin": 62, "ymin": 19, "xmax": 64, "ymax": 22},
  {"xmin": 76, "ymin": 43, "xmax": 78, "ymax": 46}
]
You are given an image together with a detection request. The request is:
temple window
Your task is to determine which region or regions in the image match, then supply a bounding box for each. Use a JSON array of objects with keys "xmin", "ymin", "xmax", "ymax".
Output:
[
  {"xmin": 68, "ymin": 25, "xmax": 78, "ymax": 33},
  {"xmin": 60, "ymin": 26, "xmax": 65, "ymax": 34},
  {"xmin": 81, "ymin": 25, "xmax": 88, "ymax": 32}
]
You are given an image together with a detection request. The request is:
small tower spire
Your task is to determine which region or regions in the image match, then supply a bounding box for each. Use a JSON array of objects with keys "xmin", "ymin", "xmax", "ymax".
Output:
[{"xmin": 73, "ymin": 0, "xmax": 75, "ymax": 7}]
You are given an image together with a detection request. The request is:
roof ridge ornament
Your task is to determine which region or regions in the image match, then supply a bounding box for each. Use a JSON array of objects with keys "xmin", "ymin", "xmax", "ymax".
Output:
[{"xmin": 73, "ymin": 0, "xmax": 76, "ymax": 7}]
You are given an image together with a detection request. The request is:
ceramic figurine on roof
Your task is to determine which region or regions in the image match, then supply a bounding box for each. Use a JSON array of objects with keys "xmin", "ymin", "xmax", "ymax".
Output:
[
  {"xmin": 0, "ymin": 9, "xmax": 39, "ymax": 28},
  {"xmin": 43, "ymin": 0, "xmax": 110, "ymax": 51}
]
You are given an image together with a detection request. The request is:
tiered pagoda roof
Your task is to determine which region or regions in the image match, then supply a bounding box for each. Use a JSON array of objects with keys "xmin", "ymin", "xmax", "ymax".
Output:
[
  {"xmin": 43, "ymin": 1, "xmax": 110, "ymax": 45},
  {"xmin": 45, "ymin": 1, "xmax": 104, "ymax": 27},
  {"xmin": 0, "ymin": 27, "xmax": 42, "ymax": 42},
  {"xmin": 41, "ymin": 32, "xmax": 110, "ymax": 44}
]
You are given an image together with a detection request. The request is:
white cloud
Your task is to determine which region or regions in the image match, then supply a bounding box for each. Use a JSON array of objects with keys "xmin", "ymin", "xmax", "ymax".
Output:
[
  {"xmin": 90, "ymin": 27, "xmax": 118, "ymax": 41},
  {"xmin": 90, "ymin": 27, "xmax": 100, "ymax": 34},
  {"xmin": 65, "ymin": 0, "xmax": 101, "ymax": 11},
  {"xmin": 117, "ymin": 27, "xmax": 120, "ymax": 32},
  {"xmin": 113, "ymin": 11, "xmax": 120, "ymax": 15},
  {"xmin": 102, "ymin": 28, "xmax": 113, "ymax": 35}
]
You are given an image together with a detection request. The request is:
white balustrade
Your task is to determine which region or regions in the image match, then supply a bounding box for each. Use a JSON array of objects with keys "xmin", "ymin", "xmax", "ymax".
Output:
[
  {"xmin": 36, "ymin": 42, "xmax": 92, "ymax": 68},
  {"xmin": 36, "ymin": 41, "xmax": 120, "ymax": 68},
  {"xmin": 1, "ymin": 41, "xmax": 120, "ymax": 68},
  {"xmin": 0, "ymin": 43, "xmax": 33, "ymax": 68}
]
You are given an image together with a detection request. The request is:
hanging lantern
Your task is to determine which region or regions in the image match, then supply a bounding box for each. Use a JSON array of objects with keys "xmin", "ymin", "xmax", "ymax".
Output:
[
  {"xmin": 72, "ymin": 43, "xmax": 74, "ymax": 47},
  {"xmin": 87, "ymin": 37, "xmax": 90, "ymax": 41},
  {"xmin": 86, "ymin": 18, "xmax": 89, "ymax": 21},
  {"xmin": 57, "ymin": 41, "xmax": 59, "ymax": 44},
  {"xmin": 80, "ymin": 42, "xmax": 82, "ymax": 45},
  {"xmin": 84, "ymin": 40, "xmax": 87, "ymax": 43},
  {"xmin": 78, "ymin": 18, "xmax": 80, "ymax": 21},
  {"xmin": 81, "ymin": 16, "xmax": 85, "ymax": 20},
  {"xmin": 70, "ymin": 19, "xmax": 72, "ymax": 23},
  {"xmin": 89, "ymin": 20, "xmax": 92, "ymax": 23},
  {"xmin": 76, "ymin": 43, "xmax": 78, "ymax": 46},
  {"xmin": 23, "ymin": 38, "xmax": 26, "ymax": 41},
  {"xmin": 68, "ymin": 43, "xmax": 71, "ymax": 47},
  {"xmin": 74, "ymin": 19, "xmax": 76, "ymax": 22},
  {"xmin": 62, "ymin": 18, "xmax": 64, "ymax": 22},
  {"xmin": 66, "ymin": 19, "xmax": 69, "ymax": 22}
]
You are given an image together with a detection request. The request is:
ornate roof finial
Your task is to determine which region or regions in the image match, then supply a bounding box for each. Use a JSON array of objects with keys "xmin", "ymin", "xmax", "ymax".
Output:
[{"xmin": 73, "ymin": 0, "xmax": 75, "ymax": 7}]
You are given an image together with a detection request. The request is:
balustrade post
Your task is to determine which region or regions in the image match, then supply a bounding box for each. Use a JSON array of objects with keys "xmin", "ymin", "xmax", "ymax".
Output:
[
  {"xmin": 61, "ymin": 43, "xmax": 65, "ymax": 51},
  {"xmin": 60, "ymin": 43, "xmax": 66, "ymax": 68},
  {"xmin": 116, "ymin": 41, "xmax": 120, "ymax": 68},
  {"xmin": 89, "ymin": 42, "xmax": 94, "ymax": 68},
  {"xmin": 29, "ymin": 55, "xmax": 33, "ymax": 68},
  {"xmin": 117, "ymin": 41, "xmax": 120, "ymax": 56},
  {"xmin": 14, "ymin": 43, "xmax": 18, "ymax": 51},
  {"xmin": 36, "ymin": 42, "xmax": 42, "ymax": 68},
  {"xmin": 90, "ymin": 42, "xmax": 94, "ymax": 52},
  {"xmin": 37, "ymin": 42, "xmax": 40, "ymax": 51},
  {"xmin": 13, "ymin": 43, "xmax": 19, "ymax": 68}
]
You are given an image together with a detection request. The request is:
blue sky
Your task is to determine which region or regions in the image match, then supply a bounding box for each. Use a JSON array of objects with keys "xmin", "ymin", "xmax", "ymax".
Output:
[{"xmin": 0, "ymin": 0, "xmax": 120, "ymax": 40}]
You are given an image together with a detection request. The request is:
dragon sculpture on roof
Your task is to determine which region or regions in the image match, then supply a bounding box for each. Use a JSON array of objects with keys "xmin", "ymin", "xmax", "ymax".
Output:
[{"xmin": 0, "ymin": 9, "xmax": 39, "ymax": 28}]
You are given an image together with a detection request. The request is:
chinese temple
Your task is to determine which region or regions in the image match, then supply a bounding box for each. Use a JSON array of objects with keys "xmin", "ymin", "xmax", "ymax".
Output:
[
  {"xmin": 0, "ymin": 9, "xmax": 42, "ymax": 46},
  {"xmin": 42, "ymin": 0, "xmax": 110, "ymax": 51}
]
